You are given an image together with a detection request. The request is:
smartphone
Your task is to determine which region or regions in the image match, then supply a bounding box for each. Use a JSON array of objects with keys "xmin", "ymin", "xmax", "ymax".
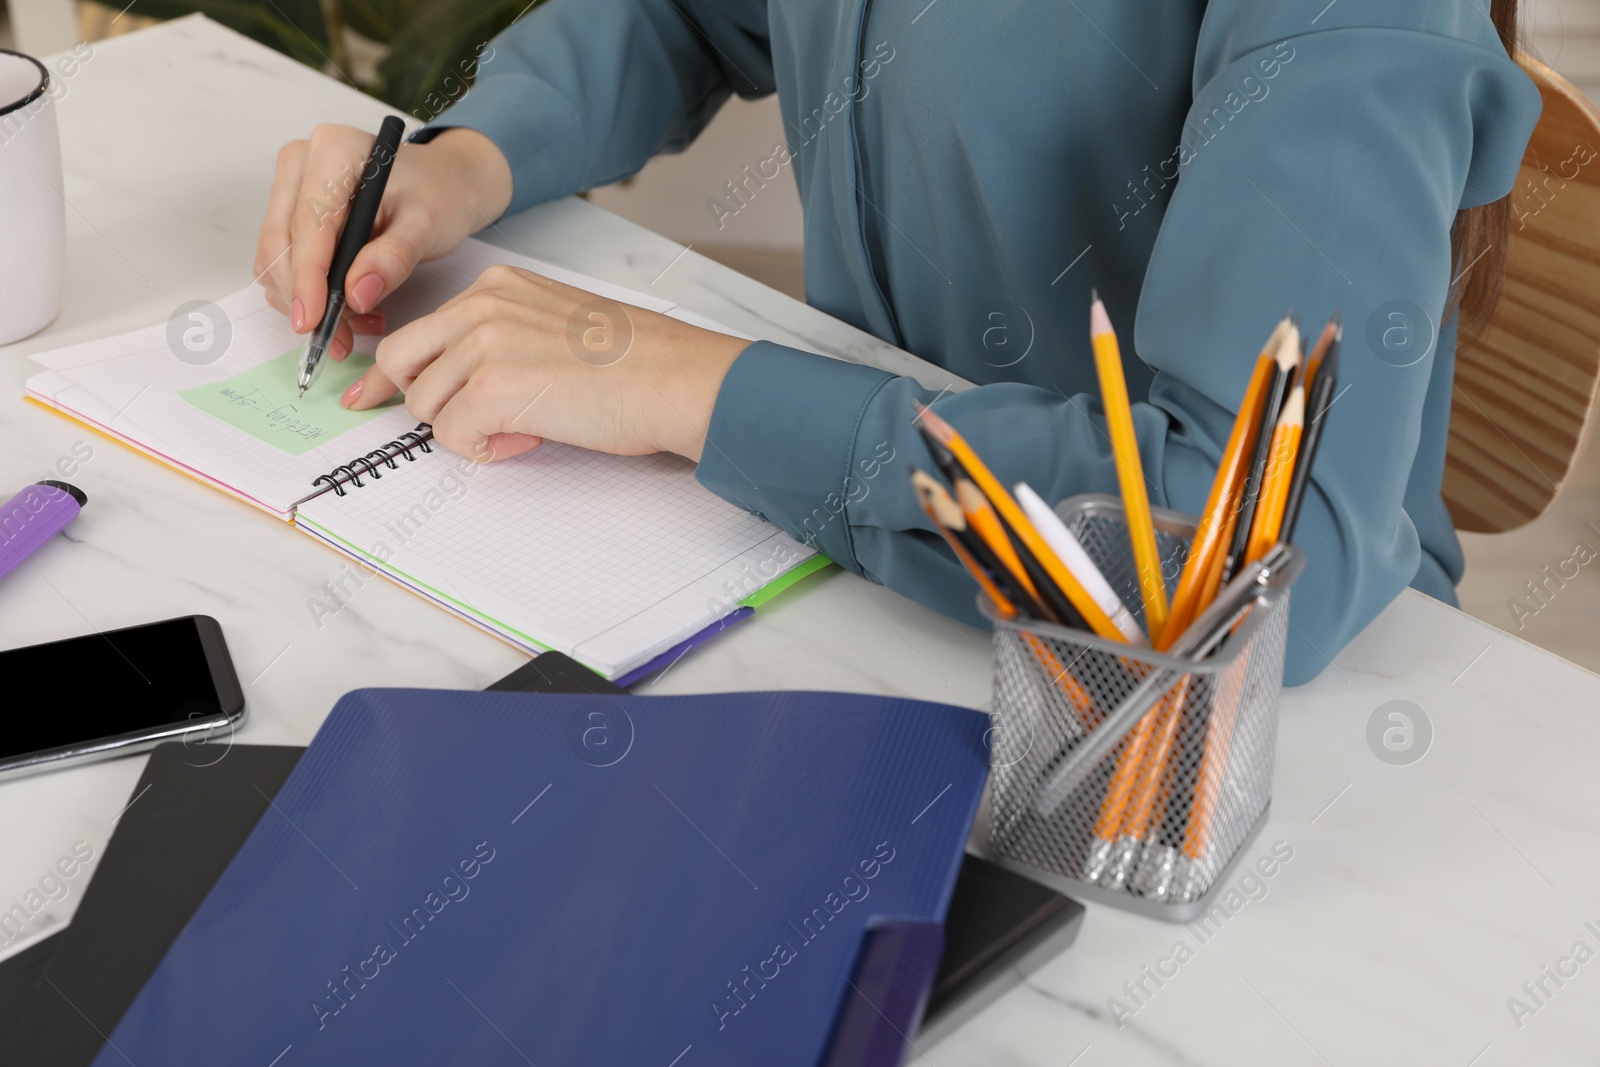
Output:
[{"xmin": 0, "ymin": 615, "xmax": 245, "ymax": 782}]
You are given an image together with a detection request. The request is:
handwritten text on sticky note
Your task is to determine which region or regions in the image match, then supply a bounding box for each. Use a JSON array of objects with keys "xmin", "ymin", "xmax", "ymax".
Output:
[{"xmin": 179, "ymin": 347, "xmax": 398, "ymax": 456}]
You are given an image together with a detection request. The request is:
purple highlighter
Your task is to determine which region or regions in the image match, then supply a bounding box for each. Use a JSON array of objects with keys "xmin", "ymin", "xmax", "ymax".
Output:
[{"xmin": 0, "ymin": 481, "xmax": 86, "ymax": 582}]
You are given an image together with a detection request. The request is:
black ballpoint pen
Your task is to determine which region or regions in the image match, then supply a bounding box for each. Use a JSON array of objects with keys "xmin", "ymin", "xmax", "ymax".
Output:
[{"xmin": 297, "ymin": 114, "xmax": 407, "ymax": 397}]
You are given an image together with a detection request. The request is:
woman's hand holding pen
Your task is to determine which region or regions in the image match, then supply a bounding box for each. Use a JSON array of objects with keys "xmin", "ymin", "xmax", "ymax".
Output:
[
  {"xmin": 343, "ymin": 264, "xmax": 750, "ymax": 464},
  {"xmin": 256, "ymin": 122, "xmax": 749, "ymax": 464},
  {"xmin": 254, "ymin": 124, "xmax": 514, "ymax": 362}
]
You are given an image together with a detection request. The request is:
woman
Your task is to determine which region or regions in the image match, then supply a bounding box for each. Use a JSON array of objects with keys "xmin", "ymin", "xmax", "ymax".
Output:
[{"xmin": 255, "ymin": 0, "xmax": 1538, "ymax": 683}]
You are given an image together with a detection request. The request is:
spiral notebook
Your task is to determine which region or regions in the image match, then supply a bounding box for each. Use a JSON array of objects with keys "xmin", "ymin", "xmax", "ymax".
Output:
[{"xmin": 22, "ymin": 239, "xmax": 819, "ymax": 679}]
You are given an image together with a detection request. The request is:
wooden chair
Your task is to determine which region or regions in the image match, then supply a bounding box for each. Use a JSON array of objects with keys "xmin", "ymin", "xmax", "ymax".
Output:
[{"xmin": 1444, "ymin": 55, "xmax": 1600, "ymax": 533}]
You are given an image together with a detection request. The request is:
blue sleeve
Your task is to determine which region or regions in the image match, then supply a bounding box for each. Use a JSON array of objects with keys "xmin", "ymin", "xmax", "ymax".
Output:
[
  {"xmin": 425, "ymin": 0, "xmax": 775, "ymax": 215},
  {"xmin": 697, "ymin": 6, "xmax": 1540, "ymax": 685}
]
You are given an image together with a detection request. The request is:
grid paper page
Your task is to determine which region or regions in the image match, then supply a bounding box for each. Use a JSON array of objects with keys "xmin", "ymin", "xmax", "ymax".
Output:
[
  {"xmin": 295, "ymin": 442, "xmax": 815, "ymax": 678},
  {"xmin": 25, "ymin": 239, "xmax": 679, "ymax": 513}
]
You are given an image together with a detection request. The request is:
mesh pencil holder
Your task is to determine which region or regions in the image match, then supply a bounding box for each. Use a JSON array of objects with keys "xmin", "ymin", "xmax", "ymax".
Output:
[{"xmin": 981, "ymin": 494, "xmax": 1303, "ymax": 922}]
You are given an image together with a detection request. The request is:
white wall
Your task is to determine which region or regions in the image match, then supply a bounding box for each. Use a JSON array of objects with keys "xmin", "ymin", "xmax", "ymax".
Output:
[
  {"xmin": 3, "ymin": 0, "xmax": 76, "ymax": 53},
  {"xmin": 1531, "ymin": 0, "xmax": 1600, "ymax": 94}
]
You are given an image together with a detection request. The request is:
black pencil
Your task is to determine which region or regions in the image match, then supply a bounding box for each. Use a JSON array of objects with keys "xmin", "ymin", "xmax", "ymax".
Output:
[
  {"xmin": 1220, "ymin": 321, "xmax": 1299, "ymax": 584},
  {"xmin": 951, "ymin": 477, "xmax": 1087, "ymax": 629},
  {"xmin": 914, "ymin": 411, "xmax": 1088, "ymax": 630},
  {"xmin": 911, "ymin": 468, "xmax": 1053, "ymax": 619},
  {"xmin": 914, "ymin": 415, "xmax": 966, "ymax": 488}
]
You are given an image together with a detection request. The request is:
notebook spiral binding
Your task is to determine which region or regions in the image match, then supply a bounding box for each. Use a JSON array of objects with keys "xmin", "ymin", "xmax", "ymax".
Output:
[{"xmin": 310, "ymin": 424, "xmax": 435, "ymax": 496}]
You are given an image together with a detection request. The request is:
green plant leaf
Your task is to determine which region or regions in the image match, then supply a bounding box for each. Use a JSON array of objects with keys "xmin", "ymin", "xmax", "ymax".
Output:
[
  {"xmin": 125, "ymin": 0, "xmax": 335, "ymax": 71},
  {"xmin": 120, "ymin": 0, "xmax": 544, "ymax": 116},
  {"xmin": 333, "ymin": 0, "xmax": 423, "ymax": 45}
]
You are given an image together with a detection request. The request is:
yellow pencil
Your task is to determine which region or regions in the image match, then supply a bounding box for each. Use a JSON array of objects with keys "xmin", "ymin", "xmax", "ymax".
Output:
[{"xmin": 1090, "ymin": 293, "xmax": 1168, "ymax": 644}]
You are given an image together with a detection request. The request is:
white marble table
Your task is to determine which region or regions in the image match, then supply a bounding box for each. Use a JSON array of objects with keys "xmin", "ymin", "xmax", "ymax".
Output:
[{"xmin": 2, "ymin": 16, "xmax": 1598, "ymax": 1066}]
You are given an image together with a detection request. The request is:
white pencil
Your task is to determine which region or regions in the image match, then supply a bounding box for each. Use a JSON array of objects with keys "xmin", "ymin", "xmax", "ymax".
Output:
[{"xmin": 1015, "ymin": 482, "xmax": 1148, "ymax": 645}]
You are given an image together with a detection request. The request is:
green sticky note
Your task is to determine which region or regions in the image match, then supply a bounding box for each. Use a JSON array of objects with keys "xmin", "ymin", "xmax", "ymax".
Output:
[{"xmin": 179, "ymin": 348, "xmax": 398, "ymax": 456}]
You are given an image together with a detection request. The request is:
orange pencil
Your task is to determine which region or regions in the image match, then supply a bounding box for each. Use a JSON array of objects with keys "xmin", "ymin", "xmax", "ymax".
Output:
[
  {"xmin": 1219, "ymin": 323, "xmax": 1300, "ymax": 586},
  {"xmin": 911, "ymin": 469, "xmax": 1098, "ymax": 728},
  {"xmin": 1178, "ymin": 327, "xmax": 1330, "ymax": 888},
  {"xmin": 1301, "ymin": 311, "xmax": 1341, "ymax": 392},
  {"xmin": 915, "ymin": 405, "xmax": 1127, "ymax": 643},
  {"xmin": 912, "ymin": 470, "xmax": 1018, "ymax": 616},
  {"xmin": 1244, "ymin": 385, "xmax": 1305, "ymax": 563},
  {"xmin": 951, "ymin": 477, "xmax": 1045, "ymax": 609},
  {"xmin": 1099, "ymin": 681, "xmax": 1191, "ymax": 887},
  {"xmin": 1161, "ymin": 318, "xmax": 1289, "ymax": 648},
  {"xmin": 1198, "ymin": 513, "xmax": 1234, "ymax": 610},
  {"xmin": 1120, "ymin": 681, "xmax": 1189, "ymax": 837},
  {"xmin": 1113, "ymin": 322, "xmax": 1287, "ymax": 887},
  {"xmin": 1085, "ymin": 701, "xmax": 1160, "ymax": 876},
  {"xmin": 1180, "ymin": 657, "xmax": 1248, "ymax": 867},
  {"xmin": 1166, "ymin": 320, "xmax": 1329, "ymax": 897}
]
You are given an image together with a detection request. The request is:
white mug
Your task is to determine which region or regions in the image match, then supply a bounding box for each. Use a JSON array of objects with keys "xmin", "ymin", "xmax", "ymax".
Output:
[{"xmin": 0, "ymin": 49, "xmax": 65, "ymax": 346}]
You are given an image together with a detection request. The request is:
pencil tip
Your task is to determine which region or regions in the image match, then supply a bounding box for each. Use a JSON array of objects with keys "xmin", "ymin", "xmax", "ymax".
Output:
[
  {"xmin": 914, "ymin": 401, "xmax": 955, "ymax": 443},
  {"xmin": 1280, "ymin": 384, "xmax": 1306, "ymax": 424},
  {"xmin": 1089, "ymin": 297, "xmax": 1113, "ymax": 337},
  {"xmin": 1274, "ymin": 322, "xmax": 1301, "ymax": 370},
  {"xmin": 1090, "ymin": 287, "xmax": 1099, "ymax": 303}
]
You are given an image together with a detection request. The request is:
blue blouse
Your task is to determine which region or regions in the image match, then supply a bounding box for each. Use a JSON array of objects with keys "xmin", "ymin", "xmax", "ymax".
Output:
[{"xmin": 434, "ymin": 0, "xmax": 1540, "ymax": 683}]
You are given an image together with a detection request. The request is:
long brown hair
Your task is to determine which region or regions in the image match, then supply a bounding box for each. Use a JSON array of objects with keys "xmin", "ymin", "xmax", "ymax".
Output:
[{"xmin": 1450, "ymin": 0, "xmax": 1523, "ymax": 337}]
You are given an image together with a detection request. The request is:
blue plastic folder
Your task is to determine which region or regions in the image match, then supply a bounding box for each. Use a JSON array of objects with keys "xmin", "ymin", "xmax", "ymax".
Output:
[{"xmin": 93, "ymin": 689, "xmax": 989, "ymax": 1066}]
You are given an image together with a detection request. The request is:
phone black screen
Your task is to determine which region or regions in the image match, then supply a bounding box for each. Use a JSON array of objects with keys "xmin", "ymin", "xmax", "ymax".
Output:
[{"xmin": 0, "ymin": 616, "xmax": 242, "ymax": 759}]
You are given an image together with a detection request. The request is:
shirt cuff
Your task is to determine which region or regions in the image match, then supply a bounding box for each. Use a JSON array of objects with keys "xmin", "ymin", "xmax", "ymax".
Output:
[
  {"xmin": 419, "ymin": 73, "xmax": 587, "ymax": 216},
  {"xmin": 696, "ymin": 341, "xmax": 895, "ymax": 567}
]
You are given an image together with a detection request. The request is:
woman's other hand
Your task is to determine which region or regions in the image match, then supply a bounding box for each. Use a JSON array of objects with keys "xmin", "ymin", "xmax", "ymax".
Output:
[{"xmin": 346, "ymin": 264, "xmax": 750, "ymax": 464}]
